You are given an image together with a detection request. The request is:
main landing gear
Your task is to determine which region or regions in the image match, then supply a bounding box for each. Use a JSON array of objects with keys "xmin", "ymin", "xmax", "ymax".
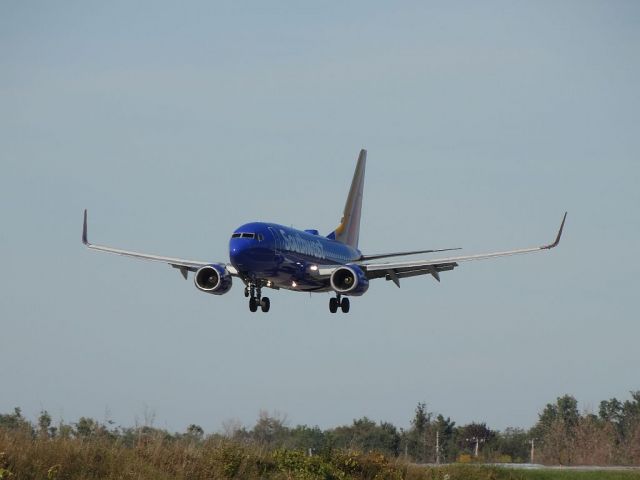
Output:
[
  {"xmin": 329, "ymin": 294, "xmax": 350, "ymax": 313},
  {"xmin": 245, "ymin": 284, "xmax": 270, "ymax": 313}
]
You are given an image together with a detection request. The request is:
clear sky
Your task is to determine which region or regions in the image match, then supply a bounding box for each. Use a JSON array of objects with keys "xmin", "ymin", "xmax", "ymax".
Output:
[{"xmin": 1, "ymin": 1, "xmax": 639, "ymax": 434}]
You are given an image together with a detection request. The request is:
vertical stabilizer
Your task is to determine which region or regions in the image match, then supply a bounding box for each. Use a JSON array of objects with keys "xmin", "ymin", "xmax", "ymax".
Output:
[{"xmin": 327, "ymin": 149, "xmax": 366, "ymax": 248}]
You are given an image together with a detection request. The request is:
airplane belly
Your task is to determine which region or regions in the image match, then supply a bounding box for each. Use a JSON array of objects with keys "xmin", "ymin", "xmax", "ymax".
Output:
[{"xmin": 264, "ymin": 254, "xmax": 331, "ymax": 291}]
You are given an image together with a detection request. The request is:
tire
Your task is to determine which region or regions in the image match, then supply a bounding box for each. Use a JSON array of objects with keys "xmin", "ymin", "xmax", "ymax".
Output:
[
  {"xmin": 329, "ymin": 297, "xmax": 338, "ymax": 313},
  {"xmin": 341, "ymin": 297, "xmax": 350, "ymax": 313},
  {"xmin": 249, "ymin": 297, "xmax": 258, "ymax": 312},
  {"xmin": 261, "ymin": 297, "xmax": 270, "ymax": 312}
]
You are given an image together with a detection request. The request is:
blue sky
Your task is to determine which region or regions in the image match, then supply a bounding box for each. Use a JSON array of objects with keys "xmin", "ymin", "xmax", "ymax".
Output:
[{"xmin": 1, "ymin": 1, "xmax": 639, "ymax": 433}]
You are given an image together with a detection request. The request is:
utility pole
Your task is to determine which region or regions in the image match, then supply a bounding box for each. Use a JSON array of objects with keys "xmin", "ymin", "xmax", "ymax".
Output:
[
  {"xmin": 435, "ymin": 430, "xmax": 441, "ymax": 465},
  {"xmin": 423, "ymin": 428, "xmax": 427, "ymax": 463},
  {"xmin": 529, "ymin": 439, "xmax": 536, "ymax": 464},
  {"xmin": 466, "ymin": 437, "xmax": 484, "ymax": 458}
]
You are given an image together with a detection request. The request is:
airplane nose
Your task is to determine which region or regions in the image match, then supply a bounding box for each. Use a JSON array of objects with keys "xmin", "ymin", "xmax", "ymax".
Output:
[
  {"xmin": 230, "ymin": 246, "xmax": 241, "ymax": 264},
  {"xmin": 229, "ymin": 242, "xmax": 249, "ymax": 267}
]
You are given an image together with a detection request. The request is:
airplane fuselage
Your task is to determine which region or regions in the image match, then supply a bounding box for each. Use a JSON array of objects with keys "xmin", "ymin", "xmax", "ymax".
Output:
[{"xmin": 229, "ymin": 222, "xmax": 361, "ymax": 292}]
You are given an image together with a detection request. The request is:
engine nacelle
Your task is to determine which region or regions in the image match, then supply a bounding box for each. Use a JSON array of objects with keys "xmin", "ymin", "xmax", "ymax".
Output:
[
  {"xmin": 330, "ymin": 265, "xmax": 369, "ymax": 296},
  {"xmin": 194, "ymin": 264, "xmax": 233, "ymax": 295}
]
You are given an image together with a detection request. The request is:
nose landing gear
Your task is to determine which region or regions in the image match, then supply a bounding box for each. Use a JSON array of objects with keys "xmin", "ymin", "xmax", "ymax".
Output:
[
  {"xmin": 329, "ymin": 294, "xmax": 350, "ymax": 313},
  {"xmin": 247, "ymin": 282, "xmax": 270, "ymax": 313}
]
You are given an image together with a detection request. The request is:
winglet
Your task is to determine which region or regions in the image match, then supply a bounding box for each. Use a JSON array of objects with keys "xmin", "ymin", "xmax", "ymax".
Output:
[
  {"xmin": 82, "ymin": 209, "xmax": 89, "ymax": 245},
  {"xmin": 542, "ymin": 212, "xmax": 567, "ymax": 250}
]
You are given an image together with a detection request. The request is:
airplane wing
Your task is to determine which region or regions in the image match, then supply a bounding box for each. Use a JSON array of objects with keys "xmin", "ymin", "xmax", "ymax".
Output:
[
  {"xmin": 359, "ymin": 212, "xmax": 567, "ymax": 287},
  {"xmin": 81, "ymin": 210, "xmax": 237, "ymax": 279},
  {"xmin": 359, "ymin": 247, "xmax": 461, "ymax": 261}
]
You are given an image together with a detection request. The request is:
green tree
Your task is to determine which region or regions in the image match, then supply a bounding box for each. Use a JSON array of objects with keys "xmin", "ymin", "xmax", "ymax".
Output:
[
  {"xmin": 185, "ymin": 424, "xmax": 204, "ymax": 441},
  {"xmin": 621, "ymin": 391, "xmax": 640, "ymax": 432},
  {"xmin": 38, "ymin": 410, "xmax": 52, "ymax": 438},
  {"xmin": 496, "ymin": 427, "xmax": 529, "ymax": 463},
  {"xmin": 532, "ymin": 394, "xmax": 580, "ymax": 440},
  {"xmin": 285, "ymin": 425, "xmax": 327, "ymax": 453},
  {"xmin": 533, "ymin": 395, "xmax": 581, "ymax": 465},
  {"xmin": 251, "ymin": 410, "xmax": 288, "ymax": 447},
  {"xmin": 457, "ymin": 422, "xmax": 496, "ymax": 459},
  {"xmin": 619, "ymin": 391, "xmax": 640, "ymax": 463},
  {"xmin": 412, "ymin": 403, "xmax": 430, "ymax": 434},
  {"xmin": 329, "ymin": 417, "xmax": 400, "ymax": 456},
  {"xmin": 433, "ymin": 414, "xmax": 456, "ymax": 462},
  {"xmin": 599, "ymin": 398, "xmax": 623, "ymax": 424},
  {"xmin": 0, "ymin": 407, "xmax": 31, "ymax": 434},
  {"xmin": 557, "ymin": 395, "xmax": 580, "ymax": 429},
  {"xmin": 75, "ymin": 417, "xmax": 98, "ymax": 438},
  {"xmin": 406, "ymin": 403, "xmax": 433, "ymax": 462}
]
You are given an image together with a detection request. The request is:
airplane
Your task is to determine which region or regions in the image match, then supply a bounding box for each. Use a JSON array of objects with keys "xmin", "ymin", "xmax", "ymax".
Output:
[{"xmin": 82, "ymin": 149, "xmax": 566, "ymax": 313}]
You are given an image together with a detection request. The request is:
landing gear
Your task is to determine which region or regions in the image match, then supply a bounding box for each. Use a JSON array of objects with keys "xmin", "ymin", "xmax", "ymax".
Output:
[
  {"xmin": 329, "ymin": 297, "xmax": 338, "ymax": 313},
  {"xmin": 329, "ymin": 294, "xmax": 350, "ymax": 313},
  {"xmin": 260, "ymin": 297, "xmax": 270, "ymax": 312},
  {"xmin": 249, "ymin": 297, "xmax": 258, "ymax": 312},
  {"xmin": 247, "ymin": 281, "xmax": 270, "ymax": 313},
  {"xmin": 341, "ymin": 297, "xmax": 350, "ymax": 313}
]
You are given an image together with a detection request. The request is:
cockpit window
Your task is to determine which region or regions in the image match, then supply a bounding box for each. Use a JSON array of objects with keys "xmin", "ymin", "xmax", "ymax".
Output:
[{"xmin": 232, "ymin": 232, "xmax": 259, "ymax": 239}]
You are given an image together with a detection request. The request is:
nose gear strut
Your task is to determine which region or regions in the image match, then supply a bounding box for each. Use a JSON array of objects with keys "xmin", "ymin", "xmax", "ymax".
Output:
[{"xmin": 247, "ymin": 281, "xmax": 270, "ymax": 313}]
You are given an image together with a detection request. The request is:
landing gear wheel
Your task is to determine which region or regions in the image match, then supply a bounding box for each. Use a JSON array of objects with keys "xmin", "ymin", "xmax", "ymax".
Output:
[
  {"xmin": 341, "ymin": 297, "xmax": 350, "ymax": 313},
  {"xmin": 244, "ymin": 286, "xmax": 250, "ymax": 298},
  {"xmin": 249, "ymin": 297, "xmax": 258, "ymax": 312},
  {"xmin": 261, "ymin": 297, "xmax": 270, "ymax": 313},
  {"xmin": 329, "ymin": 297, "xmax": 338, "ymax": 313}
]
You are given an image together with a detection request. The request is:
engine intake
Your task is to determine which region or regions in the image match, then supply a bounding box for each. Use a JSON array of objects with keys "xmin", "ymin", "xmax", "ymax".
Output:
[
  {"xmin": 194, "ymin": 264, "xmax": 232, "ymax": 295},
  {"xmin": 330, "ymin": 265, "xmax": 369, "ymax": 296}
]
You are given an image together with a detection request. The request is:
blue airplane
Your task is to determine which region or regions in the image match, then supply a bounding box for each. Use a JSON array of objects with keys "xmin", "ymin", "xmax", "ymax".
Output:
[{"xmin": 82, "ymin": 149, "xmax": 566, "ymax": 313}]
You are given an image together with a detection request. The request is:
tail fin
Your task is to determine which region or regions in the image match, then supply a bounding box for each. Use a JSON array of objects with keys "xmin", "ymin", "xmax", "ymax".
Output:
[{"xmin": 327, "ymin": 149, "xmax": 366, "ymax": 248}]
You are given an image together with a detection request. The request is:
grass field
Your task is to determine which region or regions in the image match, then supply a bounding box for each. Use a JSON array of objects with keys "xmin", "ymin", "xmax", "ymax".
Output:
[
  {"xmin": 1, "ymin": 430, "xmax": 639, "ymax": 480},
  {"xmin": 404, "ymin": 465, "xmax": 640, "ymax": 480},
  {"xmin": 490, "ymin": 469, "xmax": 640, "ymax": 480}
]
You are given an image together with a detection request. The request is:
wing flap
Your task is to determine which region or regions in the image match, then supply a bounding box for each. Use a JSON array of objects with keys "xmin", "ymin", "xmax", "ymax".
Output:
[{"xmin": 366, "ymin": 262, "xmax": 458, "ymax": 280}]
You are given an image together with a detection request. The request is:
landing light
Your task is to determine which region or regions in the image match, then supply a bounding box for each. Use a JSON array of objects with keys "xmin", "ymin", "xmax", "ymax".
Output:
[
  {"xmin": 291, "ymin": 281, "xmax": 297, "ymax": 288},
  {"xmin": 266, "ymin": 281, "xmax": 272, "ymax": 287},
  {"xmin": 310, "ymin": 265, "xmax": 318, "ymax": 271}
]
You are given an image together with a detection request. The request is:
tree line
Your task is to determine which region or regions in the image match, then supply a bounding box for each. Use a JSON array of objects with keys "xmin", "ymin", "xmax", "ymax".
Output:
[{"xmin": 1, "ymin": 391, "xmax": 639, "ymax": 466}]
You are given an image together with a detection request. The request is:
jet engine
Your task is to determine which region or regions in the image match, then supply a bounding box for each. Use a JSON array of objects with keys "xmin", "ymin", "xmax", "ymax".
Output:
[
  {"xmin": 194, "ymin": 264, "xmax": 233, "ymax": 295},
  {"xmin": 330, "ymin": 265, "xmax": 369, "ymax": 296}
]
